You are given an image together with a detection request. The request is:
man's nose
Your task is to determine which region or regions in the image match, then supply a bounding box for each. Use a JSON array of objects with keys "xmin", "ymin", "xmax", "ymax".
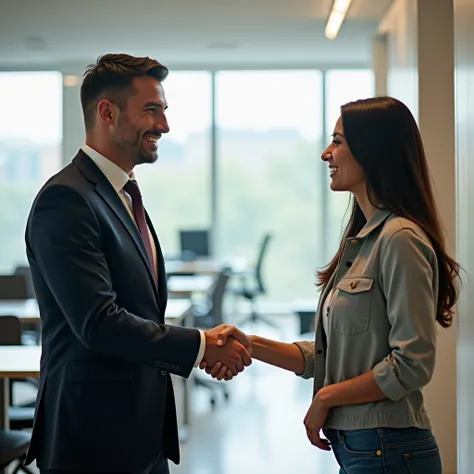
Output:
[{"xmin": 160, "ymin": 119, "xmax": 170, "ymax": 134}]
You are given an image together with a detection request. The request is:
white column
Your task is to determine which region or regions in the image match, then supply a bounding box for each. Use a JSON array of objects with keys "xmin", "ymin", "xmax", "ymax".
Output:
[
  {"xmin": 377, "ymin": 1, "xmax": 457, "ymax": 472},
  {"xmin": 417, "ymin": 2, "xmax": 457, "ymax": 473},
  {"xmin": 454, "ymin": 0, "xmax": 474, "ymax": 471},
  {"xmin": 371, "ymin": 34, "xmax": 388, "ymax": 96}
]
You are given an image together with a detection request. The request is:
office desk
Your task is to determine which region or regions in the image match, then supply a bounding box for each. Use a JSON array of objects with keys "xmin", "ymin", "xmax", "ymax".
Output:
[
  {"xmin": 168, "ymin": 275, "xmax": 214, "ymax": 298},
  {"xmin": 0, "ymin": 298, "xmax": 192, "ymax": 324},
  {"xmin": 0, "ymin": 299, "xmax": 41, "ymax": 323},
  {"xmin": 165, "ymin": 257, "xmax": 247, "ymax": 276}
]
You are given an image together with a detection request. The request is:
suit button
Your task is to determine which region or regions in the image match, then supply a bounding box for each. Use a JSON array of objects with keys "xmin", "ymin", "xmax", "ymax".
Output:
[
  {"xmin": 161, "ymin": 370, "xmax": 167, "ymax": 376},
  {"xmin": 316, "ymin": 349, "xmax": 323, "ymax": 355},
  {"xmin": 346, "ymin": 261, "xmax": 353, "ymax": 267}
]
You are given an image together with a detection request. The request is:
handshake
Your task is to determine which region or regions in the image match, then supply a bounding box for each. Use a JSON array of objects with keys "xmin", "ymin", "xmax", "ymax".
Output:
[{"xmin": 201, "ymin": 325, "xmax": 252, "ymax": 381}]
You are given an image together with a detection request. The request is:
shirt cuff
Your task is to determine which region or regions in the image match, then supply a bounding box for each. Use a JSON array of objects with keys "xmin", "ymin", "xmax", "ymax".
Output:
[
  {"xmin": 193, "ymin": 330, "xmax": 206, "ymax": 368},
  {"xmin": 373, "ymin": 357, "xmax": 407, "ymax": 401},
  {"xmin": 292, "ymin": 341, "xmax": 315, "ymax": 379}
]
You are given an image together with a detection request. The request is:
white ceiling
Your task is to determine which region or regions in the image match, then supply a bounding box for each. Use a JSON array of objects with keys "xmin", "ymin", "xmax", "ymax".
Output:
[{"xmin": 0, "ymin": 0, "xmax": 392, "ymax": 69}]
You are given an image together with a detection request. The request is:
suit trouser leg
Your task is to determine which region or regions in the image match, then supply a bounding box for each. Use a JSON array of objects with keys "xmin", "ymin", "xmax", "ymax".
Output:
[
  {"xmin": 40, "ymin": 457, "xmax": 169, "ymax": 474},
  {"xmin": 149, "ymin": 455, "xmax": 169, "ymax": 474},
  {"xmin": 40, "ymin": 465, "xmax": 169, "ymax": 474}
]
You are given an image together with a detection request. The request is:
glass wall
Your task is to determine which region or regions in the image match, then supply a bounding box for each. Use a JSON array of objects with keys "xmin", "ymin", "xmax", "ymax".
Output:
[
  {"xmin": 135, "ymin": 71, "xmax": 212, "ymax": 256},
  {"xmin": 136, "ymin": 68, "xmax": 374, "ymax": 301},
  {"xmin": 0, "ymin": 68, "xmax": 373, "ymax": 302},
  {"xmin": 215, "ymin": 71, "xmax": 324, "ymax": 300},
  {"xmin": 0, "ymin": 71, "xmax": 63, "ymax": 272}
]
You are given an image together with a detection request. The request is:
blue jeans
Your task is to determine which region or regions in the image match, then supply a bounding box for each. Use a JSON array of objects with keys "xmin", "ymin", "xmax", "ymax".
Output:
[{"xmin": 324, "ymin": 427, "xmax": 442, "ymax": 474}]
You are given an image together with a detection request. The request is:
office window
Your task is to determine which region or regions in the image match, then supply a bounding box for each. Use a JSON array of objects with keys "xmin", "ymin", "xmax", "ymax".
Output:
[
  {"xmin": 324, "ymin": 70, "xmax": 374, "ymax": 256},
  {"xmin": 216, "ymin": 71, "xmax": 324, "ymax": 301},
  {"xmin": 134, "ymin": 71, "xmax": 212, "ymax": 257},
  {"xmin": 0, "ymin": 71, "xmax": 63, "ymax": 272}
]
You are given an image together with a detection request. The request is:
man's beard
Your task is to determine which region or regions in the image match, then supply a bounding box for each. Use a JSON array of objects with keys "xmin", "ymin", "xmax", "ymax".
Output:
[{"xmin": 113, "ymin": 126, "xmax": 157, "ymax": 166}]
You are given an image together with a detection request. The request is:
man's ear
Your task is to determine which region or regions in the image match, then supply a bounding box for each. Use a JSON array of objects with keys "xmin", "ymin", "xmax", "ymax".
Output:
[{"xmin": 97, "ymin": 99, "xmax": 115, "ymax": 125}]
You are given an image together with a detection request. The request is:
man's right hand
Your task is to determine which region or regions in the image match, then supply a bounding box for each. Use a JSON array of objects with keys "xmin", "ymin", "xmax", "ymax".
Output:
[
  {"xmin": 203, "ymin": 324, "xmax": 252, "ymax": 377},
  {"xmin": 202, "ymin": 325, "xmax": 253, "ymax": 380}
]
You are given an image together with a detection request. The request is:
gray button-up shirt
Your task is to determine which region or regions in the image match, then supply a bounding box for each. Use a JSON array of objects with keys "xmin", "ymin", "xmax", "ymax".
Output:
[{"xmin": 295, "ymin": 209, "xmax": 438, "ymax": 430}]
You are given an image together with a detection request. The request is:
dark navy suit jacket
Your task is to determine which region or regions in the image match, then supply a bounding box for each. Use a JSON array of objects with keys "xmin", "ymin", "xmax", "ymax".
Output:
[{"xmin": 24, "ymin": 151, "xmax": 200, "ymax": 472}]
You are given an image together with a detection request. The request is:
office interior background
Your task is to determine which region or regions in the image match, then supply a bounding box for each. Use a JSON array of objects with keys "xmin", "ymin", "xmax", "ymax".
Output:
[{"xmin": 1, "ymin": 0, "xmax": 474, "ymax": 473}]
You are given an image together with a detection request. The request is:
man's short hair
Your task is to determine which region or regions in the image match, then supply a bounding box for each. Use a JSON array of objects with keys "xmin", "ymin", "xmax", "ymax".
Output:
[{"xmin": 80, "ymin": 53, "xmax": 169, "ymax": 130}]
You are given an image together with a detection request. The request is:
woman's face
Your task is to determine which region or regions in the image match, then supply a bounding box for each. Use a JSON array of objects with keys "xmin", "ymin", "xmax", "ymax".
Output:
[{"xmin": 321, "ymin": 116, "xmax": 366, "ymax": 194}]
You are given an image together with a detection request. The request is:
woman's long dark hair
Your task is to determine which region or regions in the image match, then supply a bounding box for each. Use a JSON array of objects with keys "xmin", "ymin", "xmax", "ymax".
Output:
[{"xmin": 317, "ymin": 96, "xmax": 460, "ymax": 328}]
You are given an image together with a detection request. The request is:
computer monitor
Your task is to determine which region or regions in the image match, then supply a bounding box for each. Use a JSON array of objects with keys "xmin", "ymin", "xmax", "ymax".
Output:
[{"xmin": 179, "ymin": 229, "xmax": 210, "ymax": 259}]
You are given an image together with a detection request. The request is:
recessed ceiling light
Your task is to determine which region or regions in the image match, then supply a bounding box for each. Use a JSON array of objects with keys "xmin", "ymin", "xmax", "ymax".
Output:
[{"xmin": 25, "ymin": 36, "xmax": 47, "ymax": 50}]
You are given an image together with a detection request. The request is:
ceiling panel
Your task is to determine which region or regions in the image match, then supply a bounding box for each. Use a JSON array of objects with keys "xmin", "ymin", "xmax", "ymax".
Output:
[{"xmin": 0, "ymin": 0, "xmax": 392, "ymax": 67}]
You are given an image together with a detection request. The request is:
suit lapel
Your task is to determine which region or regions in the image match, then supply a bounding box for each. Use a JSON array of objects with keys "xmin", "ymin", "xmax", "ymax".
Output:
[{"xmin": 72, "ymin": 151, "xmax": 160, "ymax": 306}]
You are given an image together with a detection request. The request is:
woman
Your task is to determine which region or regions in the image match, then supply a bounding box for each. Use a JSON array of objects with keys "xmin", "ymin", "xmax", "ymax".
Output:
[{"xmin": 202, "ymin": 96, "xmax": 461, "ymax": 473}]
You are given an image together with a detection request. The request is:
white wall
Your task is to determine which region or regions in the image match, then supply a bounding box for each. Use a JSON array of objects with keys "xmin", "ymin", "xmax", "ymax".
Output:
[
  {"xmin": 378, "ymin": 1, "xmax": 457, "ymax": 473},
  {"xmin": 379, "ymin": 0, "xmax": 418, "ymax": 115},
  {"xmin": 453, "ymin": 1, "xmax": 474, "ymax": 472}
]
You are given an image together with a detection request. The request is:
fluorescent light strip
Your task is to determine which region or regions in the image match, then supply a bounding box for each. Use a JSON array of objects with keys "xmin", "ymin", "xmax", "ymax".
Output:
[{"xmin": 325, "ymin": 0, "xmax": 353, "ymax": 40}]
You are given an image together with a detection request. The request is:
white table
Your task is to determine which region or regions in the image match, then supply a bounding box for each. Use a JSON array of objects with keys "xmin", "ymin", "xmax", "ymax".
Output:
[
  {"xmin": 0, "ymin": 299, "xmax": 41, "ymax": 323},
  {"xmin": 0, "ymin": 298, "xmax": 192, "ymax": 324},
  {"xmin": 0, "ymin": 345, "xmax": 40, "ymax": 431},
  {"xmin": 165, "ymin": 257, "xmax": 247, "ymax": 276},
  {"xmin": 167, "ymin": 275, "xmax": 214, "ymax": 298}
]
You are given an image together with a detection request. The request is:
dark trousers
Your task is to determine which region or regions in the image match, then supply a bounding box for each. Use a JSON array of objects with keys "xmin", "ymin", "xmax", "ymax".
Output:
[{"xmin": 40, "ymin": 451, "xmax": 169, "ymax": 474}]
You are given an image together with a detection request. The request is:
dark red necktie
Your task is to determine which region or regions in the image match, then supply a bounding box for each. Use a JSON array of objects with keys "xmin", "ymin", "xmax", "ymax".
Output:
[{"xmin": 123, "ymin": 179, "xmax": 155, "ymax": 276}]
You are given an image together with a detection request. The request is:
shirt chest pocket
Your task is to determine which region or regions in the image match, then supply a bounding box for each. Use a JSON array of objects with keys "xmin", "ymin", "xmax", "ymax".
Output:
[{"xmin": 331, "ymin": 277, "xmax": 374, "ymax": 335}]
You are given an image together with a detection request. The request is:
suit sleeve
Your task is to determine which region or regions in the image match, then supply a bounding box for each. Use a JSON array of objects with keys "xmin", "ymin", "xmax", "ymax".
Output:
[{"xmin": 27, "ymin": 184, "xmax": 201, "ymax": 378}]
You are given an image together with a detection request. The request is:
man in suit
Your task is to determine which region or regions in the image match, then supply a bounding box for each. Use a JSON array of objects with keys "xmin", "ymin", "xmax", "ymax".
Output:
[{"xmin": 24, "ymin": 53, "xmax": 251, "ymax": 474}]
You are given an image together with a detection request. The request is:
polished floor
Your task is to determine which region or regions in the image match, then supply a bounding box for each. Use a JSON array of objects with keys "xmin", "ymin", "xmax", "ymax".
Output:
[
  {"xmin": 11, "ymin": 315, "xmax": 340, "ymax": 474},
  {"xmin": 171, "ymin": 316, "xmax": 339, "ymax": 474}
]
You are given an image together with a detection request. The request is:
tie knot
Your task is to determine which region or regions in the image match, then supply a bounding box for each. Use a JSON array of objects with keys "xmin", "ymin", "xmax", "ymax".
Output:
[{"xmin": 123, "ymin": 179, "xmax": 142, "ymax": 199}]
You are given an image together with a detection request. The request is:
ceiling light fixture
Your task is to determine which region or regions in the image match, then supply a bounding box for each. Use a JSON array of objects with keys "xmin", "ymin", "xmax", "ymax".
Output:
[{"xmin": 325, "ymin": 0, "xmax": 353, "ymax": 40}]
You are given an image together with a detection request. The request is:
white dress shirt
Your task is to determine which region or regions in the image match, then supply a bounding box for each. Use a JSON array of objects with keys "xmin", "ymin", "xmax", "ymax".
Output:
[{"xmin": 82, "ymin": 144, "xmax": 206, "ymax": 367}]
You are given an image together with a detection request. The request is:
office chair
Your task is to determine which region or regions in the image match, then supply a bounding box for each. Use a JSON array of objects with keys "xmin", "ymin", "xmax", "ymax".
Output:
[
  {"xmin": 193, "ymin": 268, "xmax": 232, "ymax": 407},
  {"xmin": 0, "ymin": 430, "xmax": 35, "ymax": 474},
  {"xmin": 0, "ymin": 272, "xmax": 40, "ymax": 345},
  {"xmin": 231, "ymin": 233, "xmax": 276, "ymax": 328},
  {"xmin": 0, "ymin": 274, "xmax": 28, "ymax": 300},
  {"xmin": 0, "ymin": 316, "xmax": 37, "ymax": 430},
  {"xmin": 13, "ymin": 266, "xmax": 35, "ymax": 298}
]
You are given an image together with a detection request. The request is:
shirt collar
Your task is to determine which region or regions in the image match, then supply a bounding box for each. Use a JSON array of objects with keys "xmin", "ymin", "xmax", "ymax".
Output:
[
  {"xmin": 356, "ymin": 208, "xmax": 392, "ymax": 239},
  {"xmin": 81, "ymin": 144, "xmax": 132, "ymax": 193}
]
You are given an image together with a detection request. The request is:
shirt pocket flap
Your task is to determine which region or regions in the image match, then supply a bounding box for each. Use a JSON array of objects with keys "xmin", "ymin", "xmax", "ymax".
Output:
[{"xmin": 337, "ymin": 277, "xmax": 373, "ymax": 294}]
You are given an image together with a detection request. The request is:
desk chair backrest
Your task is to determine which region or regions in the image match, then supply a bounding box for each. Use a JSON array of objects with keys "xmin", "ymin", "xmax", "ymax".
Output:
[
  {"xmin": 209, "ymin": 269, "xmax": 231, "ymax": 325},
  {"xmin": 0, "ymin": 275, "xmax": 28, "ymax": 300},
  {"xmin": 0, "ymin": 316, "xmax": 22, "ymax": 345},
  {"xmin": 196, "ymin": 268, "xmax": 231, "ymax": 328},
  {"xmin": 14, "ymin": 266, "xmax": 35, "ymax": 298},
  {"xmin": 254, "ymin": 233, "xmax": 272, "ymax": 294}
]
